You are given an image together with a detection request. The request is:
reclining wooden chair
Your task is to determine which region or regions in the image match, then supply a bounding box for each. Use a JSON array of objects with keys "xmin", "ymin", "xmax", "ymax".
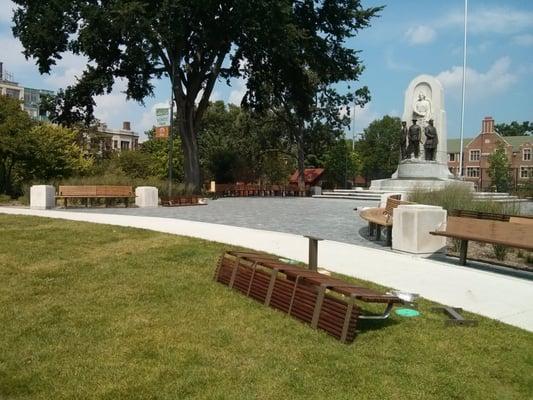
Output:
[{"xmin": 214, "ymin": 251, "xmax": 403, "ymax": 343}]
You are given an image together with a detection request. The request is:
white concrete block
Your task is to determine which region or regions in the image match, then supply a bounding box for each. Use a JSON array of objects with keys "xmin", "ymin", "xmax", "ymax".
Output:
[
  {"xmin": 30, "ymin": 185, "xmax": 55, "ymax": 209},
  {"xmin": 135, "ymin": 186, "xmax": 159, "ymax": 208},
  {"xmin": 392, "ymin": 204, "xmax": 447, "ymax": 255}
]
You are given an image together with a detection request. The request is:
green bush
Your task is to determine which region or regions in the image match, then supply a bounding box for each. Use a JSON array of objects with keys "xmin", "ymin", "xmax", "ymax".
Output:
[
  {"xmin": 492, "ymin": 244, "xmax": 508, "ymax": 261},
  {"xmin": 408, "ymin": 183, "xmax": 517, "ymax": 214}
]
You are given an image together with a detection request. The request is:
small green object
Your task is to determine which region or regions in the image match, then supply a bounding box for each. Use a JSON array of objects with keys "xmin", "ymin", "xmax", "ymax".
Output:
[{"xmin": 395, "ymin": 308, "xmax": 420, "ymax": 317}]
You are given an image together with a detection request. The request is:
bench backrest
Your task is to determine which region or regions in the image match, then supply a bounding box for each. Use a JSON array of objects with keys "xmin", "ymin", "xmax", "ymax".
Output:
[
  {"xmin": 384, "ymin": 196, "xmax": 412, "ymax": 221},
  {"xmin": 58, "ymin": 185, "xmax": 133, "ymax": 197},
  {"xmin": 445, "ymin": 216, "xmax": 533, "ymax": 250},
  {"xmin": 450, "ymin": 209, "xmax": 533, "ymax": 222}
]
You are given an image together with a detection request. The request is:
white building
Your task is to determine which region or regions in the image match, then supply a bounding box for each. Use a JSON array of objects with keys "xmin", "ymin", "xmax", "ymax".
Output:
[{"xmin": 97, "ymin": 121, "xmax": 139, "ymax": 151}]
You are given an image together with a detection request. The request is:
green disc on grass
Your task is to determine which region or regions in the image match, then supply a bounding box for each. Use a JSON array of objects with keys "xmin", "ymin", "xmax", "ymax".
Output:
[{"xmin": 395, "ymin": 308, "xmax": 420, "ymax": 317}]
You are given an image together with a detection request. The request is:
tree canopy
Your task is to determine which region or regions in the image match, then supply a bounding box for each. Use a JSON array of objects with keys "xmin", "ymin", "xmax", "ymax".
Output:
[
  {"xmin": 356, "ymin": 115, "xmax": 401, "ymax": 181},
  {"xmin": 12, "ymin": 0, "xmax": 382, "ymax": 190},
  {"xmin": 495, "ymin": 121, "xmax": 532, "ymax": 137}
]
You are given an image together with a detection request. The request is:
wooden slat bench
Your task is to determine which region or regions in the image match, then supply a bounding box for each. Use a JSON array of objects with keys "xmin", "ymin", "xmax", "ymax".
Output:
[
  {"xmin": 161, "ymin": 195, "xmax": 205, "ymax": 207},
  {"xmin": 56, "ymin": 185, "xmax": 135, "ymax": 208},
  {"xmin": 214, "ymin": 251, "xmax": 403, "ymax": 343},
  {"xmin": 359, "ymin": 195, "xmax": 412, "ymax": 246},
  {"xmin": 449, "ymin": 209, "xmax": 533, "ymax": 222},
  {"xmin": 430, "ymin": 216, "xmax": 533, "ymax": 265}
]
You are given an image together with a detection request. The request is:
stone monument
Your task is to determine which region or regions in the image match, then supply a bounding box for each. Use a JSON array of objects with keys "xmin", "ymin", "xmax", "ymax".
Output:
[{"xmin": 370, "ymin": 74, "xmax": 473, "ymax": 191}]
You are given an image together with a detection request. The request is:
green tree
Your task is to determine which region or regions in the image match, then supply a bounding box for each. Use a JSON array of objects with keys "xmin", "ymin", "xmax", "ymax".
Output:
[
  {"xmin": 0, "ymin": 95, "xmax": 35, "ymax": 195},
  {"xmin": 323, "ymin": 139, "xmax": 361, "ymax": 188},
  {"xmin": 357, "ymin": 115, "xmax": 402, "ymax": 181},
  {"xmin": 487, "ymin": 144, "xmax": 511, "ymax": 192},
  {"xmin": 13, "ymin": 0, "xmax": 382, "ymax": 191},
  {"xmin": 24, "ymin": 124, "xmax": 93, "ymax": 182},
  {"xmin": 140, "ymin": 132, "xmax": 184, "ymax": 182},
  {"xmin": 495, "ymin": 121, "xmax": 532, "ymax": 136}
]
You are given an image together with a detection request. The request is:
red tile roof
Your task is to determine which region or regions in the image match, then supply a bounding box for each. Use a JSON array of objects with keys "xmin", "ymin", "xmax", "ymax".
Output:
[{"xmin": 289, "ymin": 168, "xmax": 325, "ymax": 185}]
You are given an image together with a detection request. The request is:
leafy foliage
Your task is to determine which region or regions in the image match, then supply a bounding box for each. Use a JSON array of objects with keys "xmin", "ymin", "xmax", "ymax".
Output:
[
  {"xmin": 323, "ymin": 139, "xmax": 361, "ymax": 188},
  {"xmin": 495, "ymin": 121, "xmax": 532, "ymax": 136},
  {"xmin": 487, "ymin": 144, "xmax": 511, "ymax": 193},
  {"xmin": 356, "ymin": 115, "xmax": 402, "ymax": 181},
  {"xmin": 13, "ymin": 0, "xmax": 382, "ymax": 190}
]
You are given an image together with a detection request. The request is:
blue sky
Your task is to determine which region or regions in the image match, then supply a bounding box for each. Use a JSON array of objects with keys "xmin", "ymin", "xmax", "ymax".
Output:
[{"xmin": 1, "ymin": 0, "xmax": 532, "ymax": 140}]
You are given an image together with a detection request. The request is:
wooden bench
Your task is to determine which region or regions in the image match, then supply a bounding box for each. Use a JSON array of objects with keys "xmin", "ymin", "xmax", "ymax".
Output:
[
  {"xmin": 215, "ymin": 251, "xmax": 403, "ymax": 343},
  {"xmin": 430, "ymin": 216, "xmax": 533, "ymax": 265},
  {"xmin": 56, "ymin": 185, "xmax": 135, "ymax": 208},
  {"xmin": 449, "ymin": 209, "xmax": 533, "ymax": 222},
  {"xmin": 359, "ymin": 195, "xmax": 412, "ymax": 246},
  {"xmin": 161, "ymin": 195, "xmax": 204, "ymax": 207}
]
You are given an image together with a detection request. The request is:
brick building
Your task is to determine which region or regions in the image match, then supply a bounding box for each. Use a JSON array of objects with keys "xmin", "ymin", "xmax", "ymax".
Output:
[{"xmin": 447, "ymin": 117, "xmax": 532, "ymax": 191}]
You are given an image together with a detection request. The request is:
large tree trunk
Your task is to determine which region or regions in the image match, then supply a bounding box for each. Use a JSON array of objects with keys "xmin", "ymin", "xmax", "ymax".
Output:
[{"xmin": 177, "ymin": 106, "xmax": 201, "ymax": 193}]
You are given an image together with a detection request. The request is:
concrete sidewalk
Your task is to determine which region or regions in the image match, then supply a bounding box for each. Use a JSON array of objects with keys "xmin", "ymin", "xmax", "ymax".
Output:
[{"xmin": 2, "ymin": 206, "xmax": 532, "ymax": 332}]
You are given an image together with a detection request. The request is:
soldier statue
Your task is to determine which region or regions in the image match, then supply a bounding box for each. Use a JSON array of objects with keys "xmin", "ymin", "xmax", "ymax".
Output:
[
  {"xmin": 424, "ymin": 119, "xmax": 438, "ymax": 161},
  {"xmin": 400, "ymin": 121, "xmax": 408, "ymax": 160},
  {"xmin": 407, "ymin": 119, "xmax": 421, "ymax": 159}
]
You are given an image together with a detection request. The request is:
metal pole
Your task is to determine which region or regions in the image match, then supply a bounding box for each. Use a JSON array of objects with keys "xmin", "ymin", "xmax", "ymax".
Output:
[
  {"xmin": 168, "ymin": 61, "xmax": 175, "ymax": 198},
  {"xmin": 458, "ymin": 0, "xmax": 468, "ymax": 177},
  {"xmin": 304, "ymin": 235, "xmax": 323, "ymax": 271},
  {"xmin": 351, "ymin": 99, "xmax": 357, "ymax": 151}
]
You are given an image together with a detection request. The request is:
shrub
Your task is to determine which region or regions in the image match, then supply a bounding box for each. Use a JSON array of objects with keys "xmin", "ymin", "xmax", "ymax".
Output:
[{"xmin": 492, "ymin": 244, "xmax": 508, "ymax": 261}]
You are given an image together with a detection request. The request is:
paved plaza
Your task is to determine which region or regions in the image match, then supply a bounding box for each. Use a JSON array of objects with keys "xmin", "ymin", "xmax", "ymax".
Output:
[{"xmin": 63, "ymin": 197, "xmax": 386, "ymax": 248}]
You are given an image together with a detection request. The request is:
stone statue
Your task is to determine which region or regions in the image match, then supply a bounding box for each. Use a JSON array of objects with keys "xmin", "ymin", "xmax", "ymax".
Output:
[
  {"xmin": 407, "ymin": 119, "xmax": 421, "ymax": 159},
  {"xmin": 424, "ymin": 119, "xmax": 438, "ymax": 161},
  {"xmin": 413, "ymin": 92, "xmax": 432, "ymax": 122},
  {"xmin": 400, "ymin": 121, "xmax": 408, "ymax": 160}
]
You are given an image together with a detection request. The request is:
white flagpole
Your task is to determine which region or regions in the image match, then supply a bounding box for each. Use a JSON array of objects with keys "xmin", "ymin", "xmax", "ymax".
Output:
[{"xmin": 459, "ymin": 0, "xmax": 468, "ymax": 177}]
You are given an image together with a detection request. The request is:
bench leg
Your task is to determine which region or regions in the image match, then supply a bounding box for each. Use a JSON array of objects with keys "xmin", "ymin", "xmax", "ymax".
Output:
[
  {"xmin": 368, "ymin": 222, "xmax": 375, "ymax": 237},
  {"xmin": 125, "ymin": 198, "xmax": 129, "ymax": 208},
  {"xmin": 64, "ymin": 198, "xmax": 67, "ymax": 208},
  {"xmin": 385, "ymin": 226, "xmax": 392, "ymax": 247},
  {"xmin": 459, "ymin": 240, "xmax": 468, "ymax": 266},
  {"xmin": 375, "ymin": 226, "xmax": 381, "ymax": 241}
]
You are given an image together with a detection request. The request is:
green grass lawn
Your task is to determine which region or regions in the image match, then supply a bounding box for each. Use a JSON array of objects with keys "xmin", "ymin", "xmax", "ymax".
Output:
[{"xmin": 1, "ymin": 215, "xmax": 532, "ymax": 400}]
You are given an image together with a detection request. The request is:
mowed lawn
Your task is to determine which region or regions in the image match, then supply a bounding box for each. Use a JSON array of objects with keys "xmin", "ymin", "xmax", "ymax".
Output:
[{"xmin": 0, "ymin": 215, "xmax": 532, "ymax": 400}]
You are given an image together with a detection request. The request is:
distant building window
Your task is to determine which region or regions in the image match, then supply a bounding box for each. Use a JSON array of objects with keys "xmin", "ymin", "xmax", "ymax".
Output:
[
  {"xmin": 469, "ymin": 150, "xmax": 481, "ymax": 161},
  {"xmin": 466, "ymin": 167, "xmax": 480, "ymax": 178},
  {"xmin": 5, "ymin": 88, "xmax": 20, "ymax": 99},
  {"xmin": 133, "ymin": 139, "xmax": 138, "ymax": 149},
  {"xmin": 520, "ymin": 166, "xmax": 533, "ymax": 179},
  {"xmin": 448, "ymin": 153, "xmax": 455, "ymax": 162},
  {"xmin": 113, "ymin": 140, "xmax": 118, "ymax": 149},
  {"xmin": 120, "ymin": 141, "xmax": 130, "ymax": 150},
  {"xmin": 524, "ymin": 148, "xmax": 532, "ymax": 161}
]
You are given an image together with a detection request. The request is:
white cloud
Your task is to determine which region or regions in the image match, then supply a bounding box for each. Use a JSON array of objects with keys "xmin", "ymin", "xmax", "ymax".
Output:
[
  {"xmin": 43, "ymin": 52, "xmax": 90, "ymax": 89},
  {"xmin": 228, "ymin": 78, "xmax": 247, "ymax": 105},
  {"xmin": 513, "ymin": 34, "xmax": 533, "ymax": 47},
  {"xmin": 405, "ymin": 25, "xmax": 436, "ymax": 45},
  {"xmin": 436, "ymin": 57, "xmax": 517, "ymax": 99},
  {"xmin": 0, "ymin": 0, "xmax": 15, "ymax": 23},
  {"xmin": 441, "ymin": 7, "xmax": 533, "ymax": 35},
  {"xmin": 350, "ymin": 104, "xmax": 379, "ymax": 133}
]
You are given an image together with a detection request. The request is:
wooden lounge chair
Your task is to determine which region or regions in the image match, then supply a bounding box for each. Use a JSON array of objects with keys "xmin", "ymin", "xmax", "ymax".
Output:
[{"xmin": 214, "ymin": 251, "xmax": 403, "ymax": 343}]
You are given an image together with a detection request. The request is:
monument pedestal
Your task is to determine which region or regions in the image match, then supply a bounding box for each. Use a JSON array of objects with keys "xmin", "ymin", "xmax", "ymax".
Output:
[{"xmin": 370, "ymin": 159, "xmax": 474, "ymax": 191}]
